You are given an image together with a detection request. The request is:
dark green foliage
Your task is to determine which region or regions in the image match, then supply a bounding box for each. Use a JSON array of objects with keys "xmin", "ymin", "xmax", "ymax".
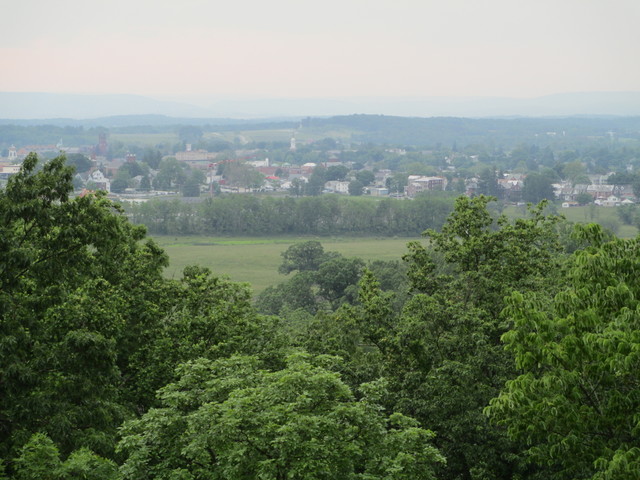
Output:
[
  {"xmin": 575, "ymin": 192, "xmax": 594, "ymax": 205},
  {"xmin": 129, "ymin": 193, "xmax": 456, "ymax": 236},
  {"xmin": 6, "ymin": 146, "xmax": 640, "ymax": 480},
  {"xmin": 477, "ymin": 166, "xmax": 501, "ymax": 197},
  {"xmin": 325, "ymin": 164, "xmax": 349, "ymax": 181},
  {"xmin": 355, "ymin": 169, "xmax": 375, "ymax": 186},
  {"xmin": 348, "ymin": 179, "xmax": 365, "ymax": 195},
  {"xmin": 345, "ymin": 195, "xmax": 566, "ymax": 479},
  {"xmin": 0, "ymin": 154, "xmax": 286, "ymax": 476},
  {"xmin": 181, "ymin": 170, "xmax": 202, "ymax": 197},
  {"xmin": 65, "ymin": 153, "xmax": 93, "ymax": 173},
  {"xmin": 0, "ymin": 153, "xmax": 159, "ymax": 459},
  {"xmin": 278, "ymin": 240, "xmax": 335, "ymax": 274},
  {"xmin": 522, "ymin": 171, "xmax": 556, "ymax": 203}
]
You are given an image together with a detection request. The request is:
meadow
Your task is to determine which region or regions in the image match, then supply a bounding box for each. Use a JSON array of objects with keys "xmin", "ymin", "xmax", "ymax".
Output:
[
  {"xmin": 151, "ymin": 235, "xmax": 418, "ymax": 294},
  {"xmin": 151, "ymin": 203, "xmax": 639, "ymax": 295}
]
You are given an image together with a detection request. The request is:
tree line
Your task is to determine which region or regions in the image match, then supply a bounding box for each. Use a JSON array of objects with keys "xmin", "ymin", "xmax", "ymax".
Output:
[
  {"xmin": 127, "ymin": 194, "xmax": 457, "ymax": 236},
  {"xmin": 1, "ymin": 154, "xmax": 639, "ymax": 479}
]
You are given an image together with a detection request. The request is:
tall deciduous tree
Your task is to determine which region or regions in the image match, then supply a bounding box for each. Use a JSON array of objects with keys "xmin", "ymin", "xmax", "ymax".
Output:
[
  {"xmin": 488, "ymin": 224, "xmax": 640, "ymax": 480},
  {"xmin": 118, "ymin": 354, "xmax": 444, "ymax": 480},
  {"xmin": 348, "ymin": 195, "xmax": 565, "ymax": 479},
  {"xmin": 0, "ymin": 153, "xmax": 169, "ymax": 461}
]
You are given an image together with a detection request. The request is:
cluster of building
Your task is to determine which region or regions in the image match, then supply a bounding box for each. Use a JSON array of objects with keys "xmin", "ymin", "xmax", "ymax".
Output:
[{"xmin": 1, "ymin": 139, "xmax": 637, "ymax": 207}]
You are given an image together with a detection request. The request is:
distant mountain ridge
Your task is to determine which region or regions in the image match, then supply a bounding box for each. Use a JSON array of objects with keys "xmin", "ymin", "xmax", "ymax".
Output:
[{"xmin": 2, "ymin": 91, "xmax": 640, "ymax": 121}]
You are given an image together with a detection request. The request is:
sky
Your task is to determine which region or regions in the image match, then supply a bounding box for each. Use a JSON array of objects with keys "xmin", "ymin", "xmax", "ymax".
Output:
[{"xmin": 1, "ymin": 0, "xmax": 639, "ymax": 101}]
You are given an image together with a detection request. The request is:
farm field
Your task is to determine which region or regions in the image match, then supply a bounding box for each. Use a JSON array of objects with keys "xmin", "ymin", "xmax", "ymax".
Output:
[
  {"xmin": 151, "ymin": 205, "xmax": 638, "ymax": 295},
  {"xmin": 151, "ymin": 235, "xmax": 418, "ymax": 294},
  {"xmin": 110, "ymin": 132, "xmax": 180, "ymax": 146}
]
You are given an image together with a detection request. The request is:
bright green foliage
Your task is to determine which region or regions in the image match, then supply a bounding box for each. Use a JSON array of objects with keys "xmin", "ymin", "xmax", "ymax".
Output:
[
  {"xmin": 12, "ymin": 434, "xmax": 120, "ymax": 480},
  {"xmin": 118, "ymin": 354, "xmax": 444, "ymax": 480},
  {"xmin": 58, "ymin": 448, "xmax": 121, "ymax": 480},
  {"xmin": 422, "ymin": 195, "xmax": 563, "ymax": 319},
  {"xmin": 13, "ymin": 434, "xmax": 60, "ymax": 480},
  {"xmin": 488, "ymin": 224, "xmax": 640, "ymax": 479}
]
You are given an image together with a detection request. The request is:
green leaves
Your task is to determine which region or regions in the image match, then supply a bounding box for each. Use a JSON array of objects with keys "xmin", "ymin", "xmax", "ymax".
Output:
[
  {"xmin": 118, "ymin": 354, "xmax": 444, "ymax": 480},
  {"xmin": 489, "ymin": 226, "xmax": 640, "ymax": 479}
]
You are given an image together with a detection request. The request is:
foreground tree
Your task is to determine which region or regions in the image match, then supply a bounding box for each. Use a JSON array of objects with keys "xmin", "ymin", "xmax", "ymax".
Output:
[
  {"xmin": 0, "ymin": 154, "xmax": 167, "ymax": 459},
  {"xmin": 118, "ymin": 353, "xmax": 444, "ymax": 480},
  {"xmin": 488, "ymin": 224, "xmax": 640, "ymax": 479},
  {"xmin": 348, "ymin": 196, "xmax": 565, "ymax": 479},
  {"xmin": 0, "ymin": 154, "xmax": 290, "ymax": 475}
]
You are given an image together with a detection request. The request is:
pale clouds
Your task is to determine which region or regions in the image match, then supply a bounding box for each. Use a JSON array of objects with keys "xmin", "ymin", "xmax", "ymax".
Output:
[{"xmin": 1, "ymin": 0, "xmax": 638, "ymax": 98}]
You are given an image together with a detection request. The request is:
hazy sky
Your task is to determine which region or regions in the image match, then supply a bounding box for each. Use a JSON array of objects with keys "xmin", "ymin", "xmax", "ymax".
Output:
[{"xmin": 2, "ymin": 0, "xmax": 638, "ymax": 100}]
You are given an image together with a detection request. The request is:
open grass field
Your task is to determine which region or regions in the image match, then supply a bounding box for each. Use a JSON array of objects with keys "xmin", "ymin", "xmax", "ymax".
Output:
[
  {"xmin": 110, "ymin": 132, "xmax": 180, "ymax": 146},
  {"xmin": 151, "ymin": 205, "xmax": 638, "ymax": 295},
  {"xmin": 204, "ymin": 127, "xmax": 360, "ymax": 144},
  {"xmin": 151, "ymin": 235, "xmax": 419, "ymax": 294}
]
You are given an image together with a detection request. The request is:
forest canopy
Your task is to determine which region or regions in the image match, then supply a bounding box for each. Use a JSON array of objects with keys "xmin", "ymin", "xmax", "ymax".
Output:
[{"xmin": 1, "ymin": 154, "xmax": 639, "ymax": 479}]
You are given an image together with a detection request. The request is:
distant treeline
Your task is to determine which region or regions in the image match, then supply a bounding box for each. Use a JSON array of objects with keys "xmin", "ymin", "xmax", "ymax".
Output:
[
  {"xmin": 5, "ymin": 114, "xmax": 640, "ymax": 151},
  {"xmin": 302, "ymin": 115, "xmax": 640, "ymax": 147},
  {"xmin": 126, "ymin": 194, "xmax": 456, "ymax": 236}
]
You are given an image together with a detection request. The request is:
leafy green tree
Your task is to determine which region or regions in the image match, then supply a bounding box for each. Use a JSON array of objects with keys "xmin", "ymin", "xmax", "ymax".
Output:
[
  {"xmin": 386, "ymin": 172, "xmax": 408, "ymax": 194},
  {"xmin": 477, "ymin": 166, "xmax": 501, "ymax": 197},
  {"xmin": 65, "ymin": 153, "xmax": 92, "ymax": 173},
  {"xmin": 153, "ymin": 157, "xmax": 186, "ymax": 191},
  {"xmin": 0, "ymin": 153, "xmax": 171, "ymax": 462},
  {"xmin": 289, "ymin": 177, "xmax": 304, "ymax": 196},
  {"xmin": 139, "ymin": 175, "xmax": 151, "ymax": 191},
  {"xmin": 325, "ymin": 164, "xmax": 349, "ymax": 181},
  {"xmin": 488, "ymin": 224, "xmax": 640, "ymax": 480},
  {"xmin": 617, "ymin": 204, "xmax": 638, "ymax": 225},
  {"xmin": 12, "ymin": 434, "xmax": 120, "ymax": 480},
  {"xmin": 118, "ymin": 354, "xmax": 444, "ymax": 480},
  {"xmin": 110, "ymin": 176, "xmax": 129, "ymax": 193},
  {"xmin": 304, "ymin": 166, "xmax": 327, "ymax": 196},
  {"xmin": 522, "ymin": 172, "xmax": 556, "ymax": 204},
  {"xmin": 13, "ymin": 433, "xmax": 61, "ymax": 480},
  {"xmin": 576, "ymin": 192, "xmax": 594, "ymax": 205},
  {"xmin": 355, "ymin": 169, "xmax": 375, "ymax": 186},
  {"xmin": 182, "ymin": 170, "xmax": 202, "ymax": 197},
  {"xmin": 255, "ymin": 272, "xmax": 318, "ymax": 315},
  {"xmin": 142, "ymin": 148, "xmax": 163, "ymax": 169},
  {"xmin": 315, "ymin": 256, "xmax": 364, "ymax": 307},
  {"xmin": 278, "ymin": 241, "xmax": 335, "ymax": 275},
  {"xmin": 222, "ymin": 162, "xmax": 264, "ymax": 190},
  {"xmin": 562, "ymin": 160, "xmax": 587, "ymax": 185},
  {"xmin": 347, "ymin": 195, "xmax": 565, "ymax": 479},
  {"xmin": 348, "ymin": 179, "xmax": 364, "ymax": 196}
]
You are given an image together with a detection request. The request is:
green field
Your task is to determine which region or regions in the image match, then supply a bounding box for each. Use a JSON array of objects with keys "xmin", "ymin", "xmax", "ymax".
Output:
[
  {"xmin": 151, "ymin": 205, "xmax": 639, "ymax": 295},
  {"xmin": 204, "ymin": 127, "xmax": 360, "ymax": 144},
  {"xmin": 152, "ymin": 235, "xmax": 418, "ymax": 294},
  {"xmin": 110, "ymin": 132, "xmax": 180, "ymax": 146}
]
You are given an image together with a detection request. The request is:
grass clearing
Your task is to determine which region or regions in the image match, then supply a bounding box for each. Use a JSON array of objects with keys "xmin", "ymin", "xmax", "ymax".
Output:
[
  {"xmin": 110, "ymin": 132, "xmax": 180, "ymax": 146},
  {"xmin": 152, "ymin": 235, "xmax": 418, "ymax": 294},
  {"xmin": 151, "ymin": 205, "xmax": 639, "ymax": 296}
]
